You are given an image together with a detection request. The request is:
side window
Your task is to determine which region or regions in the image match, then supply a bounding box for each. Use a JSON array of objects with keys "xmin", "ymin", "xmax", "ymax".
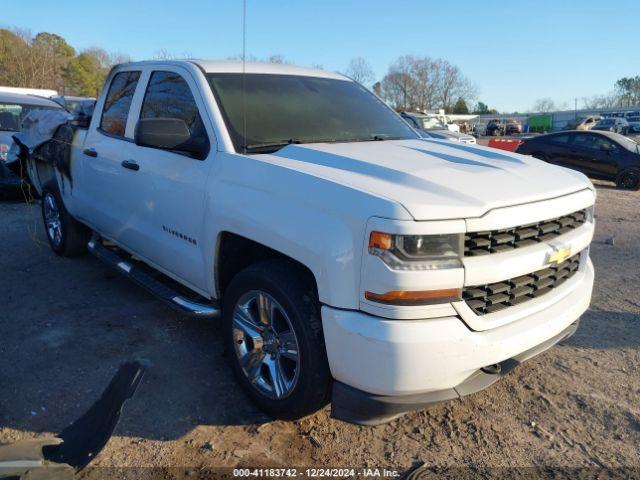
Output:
[
  {"xmin": 571, "ymin": 134, "xmax": 597, "ymax": 150},
  {"xmin": 593, "ymin": 137, "xmax": 617, "ymax": 152},
  {"xmin": 100, "ymin": 71, "xmax": 141, "ymax": 137},
  {"xmin": 140, "ymin": 71, "xmax": 210, "ymax": 158},
  {"xmin": 550, "ymin": 134, "xmax": 570, "ymax": 144}
]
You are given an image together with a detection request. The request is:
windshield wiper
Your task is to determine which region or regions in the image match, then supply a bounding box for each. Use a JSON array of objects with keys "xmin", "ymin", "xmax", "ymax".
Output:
[
  {"xmin": 372, "ymin": 135, "xmax": 404, "ymax": 141},
  {"xmin": 244, "ymin": 138, "xmax": 302, "ymax": 153}
]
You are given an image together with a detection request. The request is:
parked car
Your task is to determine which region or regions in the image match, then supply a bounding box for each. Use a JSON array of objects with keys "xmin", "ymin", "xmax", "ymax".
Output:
[
  {"xmin": 472, "ymin": 122, "xmax": 487, "ymax": 136},
  {"xmin": 486, "ymin": 119, "xmax": 506, "ymax": 136},
  {"xmin": 23, "ymin": 60, "xmax": 595, "ymax": 425},
  {"xmin": 516, "ymin": 130, "xmax": 640, "ymax": 189},
  {"xmin": 505, "ymin": 119, "xmax": 522, "ymax": 135},
  {"xmin": 565, "ymin": 116, "xmax": 601, "ymax": 131},
  {"xmin": 401, "ymin": 112, "xmax": 476, "ymax": 144},
  {"xmin": 62, "ymin": 95, "xmax": 96, "ymax": 113},
  {"xmin": 0, "ymin": 91, "xmax": 64, "ymax": 186},
  {"xmin": 626, "ymin": 116, "xmax": 640, "ymax": 133},
  {"xmin": 593, "ymin": 117, "xmax": 629, "ymax": 135}
]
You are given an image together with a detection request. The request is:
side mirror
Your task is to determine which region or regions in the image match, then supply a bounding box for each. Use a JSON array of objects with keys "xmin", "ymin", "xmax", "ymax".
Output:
[
  {"xmin": 72, "ymin": 113, "xmax": 92, "ymax": 129},
  {"xmin": 135, "ymin": 118, "xmax": 208, "ymax": 158}
]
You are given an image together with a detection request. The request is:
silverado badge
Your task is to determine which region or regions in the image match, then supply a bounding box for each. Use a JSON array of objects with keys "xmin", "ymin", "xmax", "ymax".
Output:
[{"xmin": 547, "ymin": 246, "xmax": 571, "ymax": 265}]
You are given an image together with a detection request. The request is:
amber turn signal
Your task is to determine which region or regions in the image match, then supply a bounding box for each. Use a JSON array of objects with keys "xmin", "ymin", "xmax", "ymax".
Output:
[
  {"xmin": 369, "ymin": 231, "xmax": 392, "ymax": 251},
  {"xmin": 365, "ymin": 288, "xmax": 461, "ymax": 306}
]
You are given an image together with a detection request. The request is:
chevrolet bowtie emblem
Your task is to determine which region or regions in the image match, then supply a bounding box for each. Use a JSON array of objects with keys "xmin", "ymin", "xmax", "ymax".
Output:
[{"xmin": 547, "ymin": 247, "xmax": 571, "ymax": 265}]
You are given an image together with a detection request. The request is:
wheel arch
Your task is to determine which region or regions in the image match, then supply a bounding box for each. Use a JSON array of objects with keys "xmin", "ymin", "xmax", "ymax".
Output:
[{"xmin": 215, "ymin": 231, "xmax": 319, "ymax": 301}]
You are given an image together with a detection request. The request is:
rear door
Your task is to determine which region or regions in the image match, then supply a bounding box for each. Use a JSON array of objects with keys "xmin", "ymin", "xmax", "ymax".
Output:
[
  {"xmin": 116, "ymin": 67, "xmax": 216, "ymax": 291},
  {"xmin": 77, "ymin": 70, "xmax": 142, "ymax": 235}
]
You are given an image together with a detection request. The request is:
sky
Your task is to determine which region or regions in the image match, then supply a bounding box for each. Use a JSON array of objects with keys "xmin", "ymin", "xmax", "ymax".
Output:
[{"xmin": 3, "ymin": 0, "xmax": 639, "ymax": 112}]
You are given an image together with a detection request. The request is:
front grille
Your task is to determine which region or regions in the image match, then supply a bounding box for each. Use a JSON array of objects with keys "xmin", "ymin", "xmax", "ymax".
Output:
[
  {"xmin": 464, "ymin": 209, "xmax": 587, "ymax": 256},
  {"xmin": 462, "ymin": 253, "xmax": 581, "ymax": 315}
]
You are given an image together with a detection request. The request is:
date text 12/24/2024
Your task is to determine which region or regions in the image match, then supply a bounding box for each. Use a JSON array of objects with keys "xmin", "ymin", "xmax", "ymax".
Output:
[{"xmin": 232, "ymin": 468, "xmax": 400, "ymax": 478}]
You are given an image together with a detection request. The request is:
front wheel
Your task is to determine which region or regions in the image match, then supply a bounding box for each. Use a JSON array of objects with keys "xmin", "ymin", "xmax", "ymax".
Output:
[
  {"xmin": 223, "ymin": 259, "xmax": 331, "ymax": 420},
  {"xmin": 41, "ymin": 183, "xmax": 91, "ymax": 256}
]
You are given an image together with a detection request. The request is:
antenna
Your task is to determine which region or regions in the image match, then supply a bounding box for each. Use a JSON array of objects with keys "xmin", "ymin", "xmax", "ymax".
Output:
[{"xmin": 242, "ymin": 0, "xmax": 247, "ymax": 154}]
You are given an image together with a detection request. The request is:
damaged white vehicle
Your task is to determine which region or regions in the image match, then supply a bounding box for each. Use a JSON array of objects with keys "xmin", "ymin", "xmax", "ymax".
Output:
[{"xmin": 21, "ymin": 60, "xmax": 595, "ymax": 425}]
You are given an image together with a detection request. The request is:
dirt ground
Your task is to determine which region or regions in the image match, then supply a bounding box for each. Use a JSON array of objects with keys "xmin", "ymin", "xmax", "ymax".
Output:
[{"xmin": 0, "ymin": 181, "xmax": 639, "ymax": 478}]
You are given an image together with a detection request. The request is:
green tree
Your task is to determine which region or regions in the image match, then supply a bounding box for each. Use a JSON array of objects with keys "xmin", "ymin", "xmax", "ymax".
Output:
[
  {"xmin": 451, "ymin": 97, "xmax": 469, "ymax": 114},
  {"xmin": 64, "ymin": 52, "xmax": 106, "ymax": 96},
  {"xmin": 472, "ymin": 101, "xmax": 498, "ymax": 115}
]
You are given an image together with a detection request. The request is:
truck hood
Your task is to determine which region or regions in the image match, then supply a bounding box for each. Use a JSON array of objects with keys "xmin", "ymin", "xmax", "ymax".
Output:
[{"xmin": 259, "ymin": 138, "xmax": 592, "ymax": 220}]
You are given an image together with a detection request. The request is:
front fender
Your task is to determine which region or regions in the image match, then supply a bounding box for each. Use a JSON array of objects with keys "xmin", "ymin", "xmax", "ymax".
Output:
[{"xmin": 202, "ymin": 153, "xmax": 411, "ymax": 309}]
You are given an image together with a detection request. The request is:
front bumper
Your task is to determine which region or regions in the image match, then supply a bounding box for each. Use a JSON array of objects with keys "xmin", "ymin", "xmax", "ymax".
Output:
[{"xmin": 323, "ymin": 257, "xmax": 594, "ymax": 424}]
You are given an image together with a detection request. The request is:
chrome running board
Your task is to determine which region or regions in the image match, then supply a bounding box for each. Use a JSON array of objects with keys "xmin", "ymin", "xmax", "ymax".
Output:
[{"xmin": 88, "ymin": 237, "xmax": 220, "ymax": 319}]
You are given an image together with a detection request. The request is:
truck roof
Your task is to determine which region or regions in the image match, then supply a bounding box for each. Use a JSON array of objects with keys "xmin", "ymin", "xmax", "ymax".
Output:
[{"xmin": 117, "ymin": 59, "xmax": 349, "ymax": 81}]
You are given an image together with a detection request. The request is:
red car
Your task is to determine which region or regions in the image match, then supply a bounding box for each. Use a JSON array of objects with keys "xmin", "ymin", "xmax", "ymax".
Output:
[{"xmin": 505, "ymin": 119, "xmax": 523, "ymax": 135}]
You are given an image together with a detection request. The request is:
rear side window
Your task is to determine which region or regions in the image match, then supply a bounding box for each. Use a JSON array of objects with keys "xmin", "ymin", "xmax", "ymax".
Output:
[
  {"xmin": 140, "ymin": 71, "xmax": 210, "ymax": 157},
  {"xmin": 100, "ymin": 71, "xmax": 141, "ymax": 137},
  {"xmin": 550, "ymin": 134, "xmax": 570, "ymax": 144}
]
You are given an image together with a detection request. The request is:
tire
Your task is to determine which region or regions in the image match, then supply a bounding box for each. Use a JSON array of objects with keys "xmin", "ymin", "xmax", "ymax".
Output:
[
  {"xmin": 615, "ymin": 169, "xmax": 640, "ymax": 190},
  {"xmin": 223, "ymin": 259, "xmax": 331, "ymax": 420},
  {"xmin": 41, "ymin": 182, "xmax": 91, "ymax": 256}
]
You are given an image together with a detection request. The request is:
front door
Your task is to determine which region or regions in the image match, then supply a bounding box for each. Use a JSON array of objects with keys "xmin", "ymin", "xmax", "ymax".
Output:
[{"xmin": 114, "ymin": 68, "xmax": 215, "ymax": 291}]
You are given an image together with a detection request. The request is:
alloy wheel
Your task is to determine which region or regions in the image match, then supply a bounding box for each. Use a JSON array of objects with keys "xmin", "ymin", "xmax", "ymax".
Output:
[
  {"xmin": 43, "ymin": 193, "xmax": 63, "ymax": 247},
  {"xmin": 232, "ymin": 290, "xmax": 300, "ymax": 399}
]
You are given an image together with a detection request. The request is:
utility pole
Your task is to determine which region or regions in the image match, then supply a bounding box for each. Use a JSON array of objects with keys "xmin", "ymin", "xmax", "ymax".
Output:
[{"xmin": 574, "ymin": 97, "xmax": 578, "ymax": 119}]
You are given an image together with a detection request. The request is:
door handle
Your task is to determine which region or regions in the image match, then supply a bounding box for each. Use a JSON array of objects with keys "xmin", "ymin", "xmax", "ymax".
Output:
[
  {"xmin": 83, "ymin": 148, "xmax": 98, "ymax": 157},
  {"xmin": 121, "ymin": 160, "xmax": 140, "ymax": 171}
]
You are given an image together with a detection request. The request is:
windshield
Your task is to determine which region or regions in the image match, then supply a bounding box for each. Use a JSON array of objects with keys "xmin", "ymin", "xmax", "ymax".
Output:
[
  {"xmin": 616, "ymin": 134, "xmax": 640, "ymax": 153},
  {"xmin": 420, "ymin": 117, "xmax": 447, "ymax": 130},
  {"xmin": 599, "ymin": 119, "xmax": 614, "ymax": 126},
  {"xmin": 206, "ymin": 73, "xmax": 417, "ymax": 152}
]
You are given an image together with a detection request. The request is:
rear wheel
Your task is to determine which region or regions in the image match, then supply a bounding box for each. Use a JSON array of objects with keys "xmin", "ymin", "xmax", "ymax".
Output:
[
  {"xmin": 223, "ymin": 259, "xmax": 331, "ymax": 420},
  {"xmin": 41, "ymin": 183, "xmax": 91, "ymax": 256},
  {"xmin": 616, "ymin": 169, "xmax": 640, "ymax": 190}
]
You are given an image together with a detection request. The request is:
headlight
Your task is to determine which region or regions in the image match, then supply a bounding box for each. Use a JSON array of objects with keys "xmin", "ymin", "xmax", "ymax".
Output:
[{"xmin": 369, "ymin": 231, "xmax": 463, "ymax": 271}]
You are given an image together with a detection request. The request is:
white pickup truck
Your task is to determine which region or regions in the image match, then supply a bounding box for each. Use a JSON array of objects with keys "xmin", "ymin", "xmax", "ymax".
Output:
[{"xmin": 25, "ymin": 60, "xmax": 595, "ymax": 425}]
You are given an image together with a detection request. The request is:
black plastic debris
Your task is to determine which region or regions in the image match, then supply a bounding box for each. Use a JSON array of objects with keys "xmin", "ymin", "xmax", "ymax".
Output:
[{"xmin": 42, "ymin": 361, "xmax": 146, "ymax": 470}]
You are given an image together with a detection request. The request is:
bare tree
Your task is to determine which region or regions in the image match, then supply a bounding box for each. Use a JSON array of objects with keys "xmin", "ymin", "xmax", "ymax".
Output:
[
  {"xmin": 344, "ymin": 57, "xmax": 374, "ymax": 85},
  {"xmin": 434, "ymin": 59, "xmax": 476, "ymax": 110},
  {"xmin": 531, "ymin": 97, "xmax": 556, "ymax": 113},
  {"xmin": 581, "ymin": 94, "xmax": 620, "ymax": 110},
  {"xmin": 379, "ymin": 55, "xmax": 476, "ymax": 112}
]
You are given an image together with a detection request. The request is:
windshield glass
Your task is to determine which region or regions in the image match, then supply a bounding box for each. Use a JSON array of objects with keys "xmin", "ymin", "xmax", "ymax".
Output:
[
  {"xmin": 615, "ymin": 134, "xmax": 639, "ymax": 153},
  {"xmin": 599, "ymin": 119, "xmax": 614, "ymax": 126},
  {"xmin": 206, "ymin": 73, "xmax": 417, "ymax": 152},
  {"xmin": 420, "ymin": 117, "xmax": 446, "ymax": 130}
]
